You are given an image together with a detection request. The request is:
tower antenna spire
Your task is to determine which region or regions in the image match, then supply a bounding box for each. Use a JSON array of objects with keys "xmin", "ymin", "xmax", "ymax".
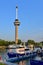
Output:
[{"xmin": 16, "ymin": 6, "xmax": 18, "ymax": 19}]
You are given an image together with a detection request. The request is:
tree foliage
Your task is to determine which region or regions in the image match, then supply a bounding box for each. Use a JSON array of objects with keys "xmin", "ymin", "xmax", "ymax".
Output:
[
  {"xmin": 27, "ymin": 40, "xmax": 35, "ymax": 45},
  {"xmin": 18, "ymin": 39, "xmax": 22, "ymax": 44},
  {"xmin": 0, "ymin": 39, "xmax": 43, "ymax": 47},
  {"xmin": 0, "ymin": 39, "xmax": 15, "ymax": 46}
]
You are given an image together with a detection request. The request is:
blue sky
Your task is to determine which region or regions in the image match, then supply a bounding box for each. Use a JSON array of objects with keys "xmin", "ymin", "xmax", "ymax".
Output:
[{"xmin": 0, "ymin": 0, "xmax": 43, "ymax": 42}]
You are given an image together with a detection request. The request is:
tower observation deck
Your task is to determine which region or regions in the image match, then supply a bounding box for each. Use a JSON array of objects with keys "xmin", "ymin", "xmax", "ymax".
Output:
[{"xmin": 14, "ymin": 6, "xmax": 20, "ymax": 44}]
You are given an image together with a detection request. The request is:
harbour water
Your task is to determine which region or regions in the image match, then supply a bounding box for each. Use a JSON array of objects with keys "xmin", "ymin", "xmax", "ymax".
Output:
[{"xmin": 0, "ymin": 49, "xmax": 42, "ymax": 65}]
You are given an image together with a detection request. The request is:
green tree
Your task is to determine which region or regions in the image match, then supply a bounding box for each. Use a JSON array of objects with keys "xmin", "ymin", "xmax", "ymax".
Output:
[
  {"xmin": 27, "ymin": 40, "xmax": 35, "ymax": 45},
  {"xmin": 0, "ymin": 39, "xmax": 15, "ymax": 46},
  {"xmin": 18, "ymin": 39, "xmax": 22, "ymax": 44},
  {"xmin": 40, "ymin": 41, "xmax": 43, "ymax": 46}
]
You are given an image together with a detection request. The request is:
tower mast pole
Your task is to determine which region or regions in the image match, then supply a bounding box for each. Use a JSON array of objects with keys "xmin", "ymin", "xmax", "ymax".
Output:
[{"xmin": 16, "ymin": 6, "xmax": 18, "ymax": 19}]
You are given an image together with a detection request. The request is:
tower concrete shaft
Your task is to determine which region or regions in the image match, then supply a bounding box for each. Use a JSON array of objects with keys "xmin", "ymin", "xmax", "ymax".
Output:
[
  {"xmin": 15, "ymin": 25, "xmax": 18, "ymax": 44},
  {"xmin": 14, "ymin": 6, "xmax": 20, "ymax": 44}
]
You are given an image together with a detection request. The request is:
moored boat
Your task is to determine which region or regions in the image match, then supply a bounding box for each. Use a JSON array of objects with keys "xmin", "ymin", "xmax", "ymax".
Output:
[
  {"xmin": 30, "ymin": 56, "xmax": 43, "ymax": 65},
  {"xmin": 0, "ymin": 56, "xmax": 4, "ymax": 63},
  {"xmin": 7, "ymin": 44, "xmax": 33, "ymax": 58},
  {"xmin": 30, "ymin": 60, "xmax": 43, "ymax": 65},
  {"xmin": 7, "ymin": 45, "xmax": 25, "ymax": 58},
  {"xmin": 6, "ymin": 53, "xmax": 37, "ymax": 63}
]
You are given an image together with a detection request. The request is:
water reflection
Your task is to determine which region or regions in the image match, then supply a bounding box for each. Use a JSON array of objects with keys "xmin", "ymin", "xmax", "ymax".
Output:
[
  {"xmin": 18, "ymin": 61, "xmax": 26, "ymax": 65},
  {"xmin": 18, "ymin": 60, "xmax": 30, "ymax": 65}
]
